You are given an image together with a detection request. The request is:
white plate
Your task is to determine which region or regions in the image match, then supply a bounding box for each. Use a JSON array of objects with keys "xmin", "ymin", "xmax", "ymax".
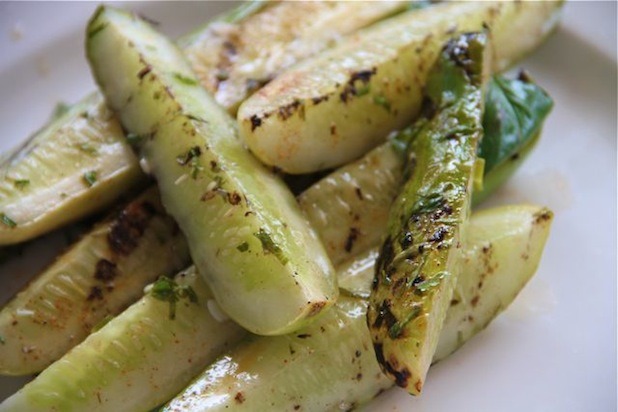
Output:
[{"xmin": 0, "ymin": 2, "xmax": 615, "ymax": 411}]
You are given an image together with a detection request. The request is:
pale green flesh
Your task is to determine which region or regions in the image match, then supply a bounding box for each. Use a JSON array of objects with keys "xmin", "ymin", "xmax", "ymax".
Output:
[
  {"xmin": 0, "ymin": 267, "xmax": 246, "ymax": 412},
  {"xmin": 238, "ymin": 0, "xmax": 563, "ymax": 173},
  {"xmin": 0, "ymin": 2, "xmax": 406, "ymax": 246},
  {"xmin": 164, "ymin": 205, "xmax": 553, "ymax": 412},
  {"xmin": 0, "ymin": 187, "xmax": 190, "ymax": 375},
  {"xmin": 0, "ymin": 93, "xmax": 145, "ymax": 245},
  {"xmin": 87, "ymin": 7, "xmax": 337, "ymax": 335}
]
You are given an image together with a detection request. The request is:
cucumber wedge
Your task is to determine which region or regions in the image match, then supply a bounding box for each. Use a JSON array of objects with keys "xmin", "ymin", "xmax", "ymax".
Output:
[
  {"xmin": 367, "ymin": 33, "xmax": 486, "ymax": 394},
  {"xmin": 237, "ymin": 0, "xmax": 563, "ymax": 173},
  {"xmin": 0, "ymin": 94, "xmax": 145, "ymax": 245},
  {"xmin": 0, "ymin": 1, "xmax": 406, "ymax": 245},
  {"xmin": 86, "ymin": 6, "xmax": 337, "ymax": 335},
  {"xmin": 0, "ymin": 267, "xmax": 246, "ymax": 412},
  {"xmin": 163, "ymin": 205, "xmax": 553, "ymax": 412},
  {"xmin": 0, "ymin": 187, "xmax": 190, "ymax": 375}
]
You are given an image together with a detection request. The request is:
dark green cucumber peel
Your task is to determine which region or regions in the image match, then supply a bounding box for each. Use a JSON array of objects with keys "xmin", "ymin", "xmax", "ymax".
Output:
[{"xmin": 367, "ymin": 33, "xmax": 487, "ymax": 394}]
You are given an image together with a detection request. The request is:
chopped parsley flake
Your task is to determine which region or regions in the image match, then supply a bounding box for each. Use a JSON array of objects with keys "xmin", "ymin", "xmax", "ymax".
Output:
[
  {"xmin": 254, "ymin": 228, "xmax": 288, "ymax": 265},
  {"xmin": 173, "ymin": 72, "xmax": 198, "ymax": 86},
  {"xmin": 356, "ymin": 84, "xmax": 371, "ymax": 97},
  {"xmin": 176, "ymin": 146, "xmax": 203, "ymax": 179},
  {"xmin": 415, "ymin": 271, "xmax": 448, "ymax": 293},
  {"xmin": 0, "ymin": 335, "xmax": 4, "ymax": 345},
  {"xmin": 83, "ymin": 171, "xmax": 97, "ymax": 187},
  {"xmin": 373, "ymin": 95, "xmax": 391, "ymax": 112},
  {"xmin": 0, "ymin": 213, "xmax": 17, "ymax": 228},
  {"xmin": 149, "ymin": 276, "xmax": 198, "ymax": 320},
  {"xmin": 13, "ymin": 179, "xmax": 30, "ymax": 190},
  {"xmin": 237, "ymin": 242, "xmax": 249, "ymax": 252}
]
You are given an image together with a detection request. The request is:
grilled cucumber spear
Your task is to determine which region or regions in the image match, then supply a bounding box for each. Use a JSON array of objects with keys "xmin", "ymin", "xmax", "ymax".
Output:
[
  {"xmin": 367, "ymin": 32, "xmax": 487, "ymax": 395},
  {"xmin": 0, "ymin": 1, "xmax": 405, "ymax": 246},
  {"xmin": 237, "ymin": 0, "xmax": 563, "ymax": 173},
  {"xmin": 86, "ymin": 6, "xmax": 337, "ymax": 335},
  {"xmin": 164, "ymin": 205, "xmax": 553, "ymax": 412}
]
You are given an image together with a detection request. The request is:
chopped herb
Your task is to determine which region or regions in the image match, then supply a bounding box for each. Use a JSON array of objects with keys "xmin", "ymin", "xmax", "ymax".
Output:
[
  {"xmin": 411, "ymin": 192, "xmax": 445, "ymax": 216},
  {"xmin": 373, "ymin": 95, "xmax": 391, "ymax": 111},
  {"xmin": 236, "ymin": 242, "xmax": 249, "ymax": 252},
  {"xmin": 83, "ymin": 171, "xmax": 97, "ymax": 187},
  {"xmin": 388, "ymin": 307, "xmax": 421, "ymax": 339},
  {"xmin": 0, "ymin": 335, "xmax": 4, "ymax": 345},
  {"xmin": 176, "ymin": 146, "xmax": 203, "ymax": 179},
  {"xmin": 356, "ymin": 84, "xmax": 371, "ymax": 97},
  {"xmin": 91, "ymin": 314, "xmax": 114, "ymax": 333},
  {"xmin": 149, "ymin": 276, "xmax": 198, "ymax": 320},
  {"xmin": 415, "ymin": 271, "xmax": 448, "ymax": 293},
  {"xmin": 254, "ymin": 228, "xmax": 288, "ymax": 265},
  {"xmin": 13, "ymin": 179, "xmax": 30, "ymax": 190},
  {"xmin": 0, "ymin": 213, "xmax": 17, "ymax": 228},
  {"xmin": 173, "ymin": 72, "xmax": 198, "ymax": 86}
]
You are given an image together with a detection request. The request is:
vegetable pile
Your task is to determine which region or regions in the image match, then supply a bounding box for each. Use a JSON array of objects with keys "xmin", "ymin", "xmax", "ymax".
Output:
[{"xmin": 0, "ymin": 1, "xmax": 562, "ymax": 411}]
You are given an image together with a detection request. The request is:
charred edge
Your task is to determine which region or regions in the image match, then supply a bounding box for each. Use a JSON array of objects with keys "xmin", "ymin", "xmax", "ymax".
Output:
[
  {"xmin": 94, "ymin": 259, "xmax": 117, "ymax": 282},
  {"xmin": 249, "ymin": 115, "xmax": 262, "ymax": 131},
  {"xmin": 277, "ymin": 100, "xmax": 302, "ymax": 121},
  {"xmin": 372, "ymin": 299, "xmax": 398, "ymax": 331},
  {"xmin": 340, "ymin": 68, "xmax": 376, "ymax": 103},
  {"xmin": 108, "ymin": 201, "xmax": 157, "ymax": 255},
  {"xmin": 344, "ymin": 227, "xmax": 360, "ymax": 253},
  {"xmin": 354, "ymin": 186, "xmax": 363, "ymax": 200},
  {"xmin": 234, "ymin": 392, "xmax": 245, "ymax": 404},
  {"xmin": 373, "ymin": 343, "xmax": 412, "ymax": 388},
  {"xmin": 312, "ymin": 95, "xmax": 329, "ymax": 105}
]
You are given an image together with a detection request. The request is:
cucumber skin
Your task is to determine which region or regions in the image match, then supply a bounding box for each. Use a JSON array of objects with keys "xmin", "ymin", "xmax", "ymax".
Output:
[
  {"xmin": 0, "ymin": 187, "xmax": 190, "ymax": 375},
  {"xmin": 164, "ymin": 205, "xmax": 553, "ymax": 412},
  {"xmin": 237, "ymin": 0, "xmax": 563, "ymax": 174},
  {"xmin": 86, "ymin": 6, "xmax": 337, "ymax": 336},
  {"xmin": 0, "ymin": 268, "xmax": 246, "ymax": 412}
]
